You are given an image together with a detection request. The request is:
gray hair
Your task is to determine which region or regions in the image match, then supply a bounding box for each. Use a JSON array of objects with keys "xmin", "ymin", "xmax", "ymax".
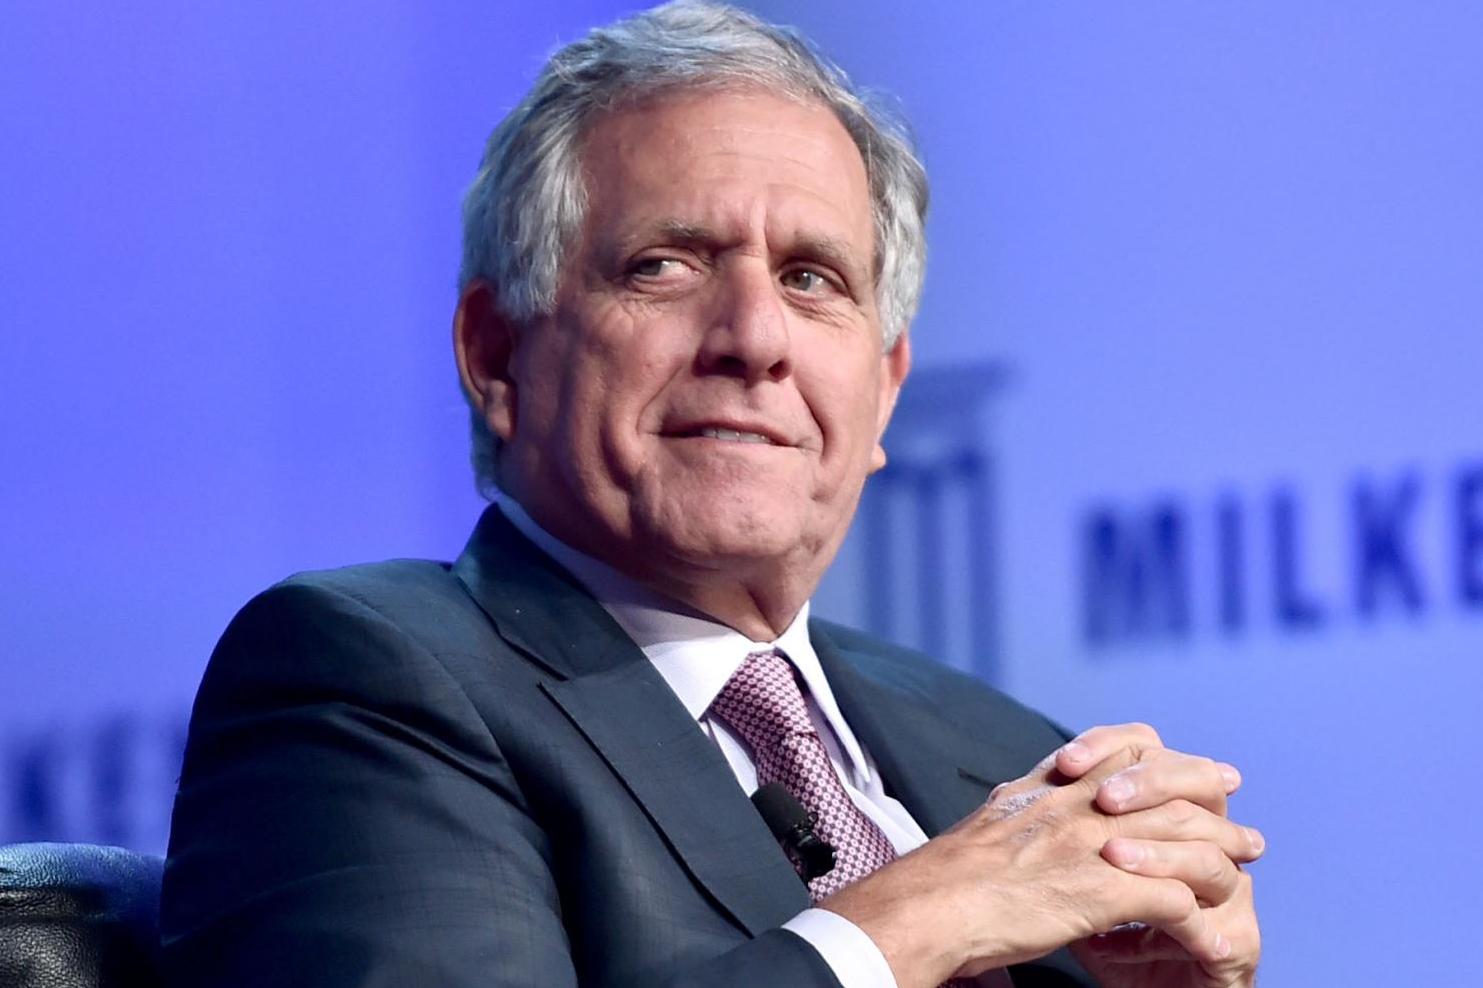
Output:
[{"xmin": 458, "ymin": 0, "xmax": 929, "ymax": 493}]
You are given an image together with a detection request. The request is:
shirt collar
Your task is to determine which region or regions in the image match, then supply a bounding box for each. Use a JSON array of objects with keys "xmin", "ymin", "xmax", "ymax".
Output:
[{"xmin": 496, "ymin": 495, "xmax": 873, "ymax": 783}]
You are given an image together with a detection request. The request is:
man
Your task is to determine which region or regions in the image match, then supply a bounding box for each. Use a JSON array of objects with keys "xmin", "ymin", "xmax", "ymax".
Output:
[{"xmin": 161, "ymin": 4, "xmax": 1262, "ymax": 987}]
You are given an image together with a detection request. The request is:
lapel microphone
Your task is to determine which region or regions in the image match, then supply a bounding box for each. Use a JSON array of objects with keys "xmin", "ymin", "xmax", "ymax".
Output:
[{"xmin": 751, "ymin": 783, "xmax": 836, "ymax": 882}]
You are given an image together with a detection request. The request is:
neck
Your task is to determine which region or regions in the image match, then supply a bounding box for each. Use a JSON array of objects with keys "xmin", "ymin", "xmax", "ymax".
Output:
[
  {"xmin": 500, "ymin": 495, "xmax": 821, "ymax": 641},
  {"xmin": 635, "ymin": 564, "xmax": 813, "ymax": 641}
]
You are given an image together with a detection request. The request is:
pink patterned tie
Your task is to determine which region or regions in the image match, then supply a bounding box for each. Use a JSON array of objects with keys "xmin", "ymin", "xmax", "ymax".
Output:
[
  {"xmin": 709, "ymin": 650, "xmax": 1010, "ymax": 987},
  {"xmin": 710, "ymin": 649, "xmax": 895, "ymax": 900}
]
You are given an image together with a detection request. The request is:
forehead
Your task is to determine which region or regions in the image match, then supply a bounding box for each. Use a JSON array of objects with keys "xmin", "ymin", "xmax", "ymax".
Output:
[{"xmin": 575, "ymin": 87, "xmax": 874, "ymax": 261}]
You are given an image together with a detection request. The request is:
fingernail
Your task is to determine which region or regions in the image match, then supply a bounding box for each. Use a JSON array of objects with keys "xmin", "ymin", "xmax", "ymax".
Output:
[
  {"xmin": 1102, "ymin": 776, "xmax": 1135, "ymax": 806},
  {"xmin": 1114, "ymin": 841, "xmax": 1145, "ymax": 867},
  {"xmin": 1246, "ymin": 827, "xmax": 1265, "ymax": 854},
  {"xmin": 1220, "ymin": 764, "xmax": 1241, "ymax": 792},
  {"xmin": 1215, "ymin": 933, "xmax": 1233, "ymax": 959},
  {"xmin": 1061, "ymin": 740, "xmax": 1090, "ymax": 763}
]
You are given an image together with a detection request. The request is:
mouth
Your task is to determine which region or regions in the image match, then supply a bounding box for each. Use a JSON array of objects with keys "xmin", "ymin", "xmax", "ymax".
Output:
[
  {"xmin": 663, "ymin": 422, "xmax": 790, "ymax": 446},
  {"xmin": 692, "ymin": 426, "xmax": 775, "ymax": 445}
]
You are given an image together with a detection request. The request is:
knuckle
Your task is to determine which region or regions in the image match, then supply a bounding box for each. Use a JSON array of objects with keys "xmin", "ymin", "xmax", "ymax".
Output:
[
  {"xmin": 1071, "ymin": 726, "xmax": 1114, "ymax": 758},
  {"xmin": 1202, "ymin": 847, "xmax": 1230, "ymax": 886},
  {"xmin": 1156, "ymin": 878, "xmax": 1198, "ymax": 919},
  {"xmin": 1176, "ymin": 883, "xmax": 1198, "ymax": 913},
  {"xmin": 1164, "ymin": 798, "xmax": 1199, "ymax": 828},
  {"xmin": 990, "ymin": 783, "xmax": 1052, "ymax": 823},
  {"xmin": 1197, "ymin": 757, "xmax": 1229, "ymax": 796},
  {"xmin": 1126, "ymin": 721, "xmax": 1163, "ymax": 747},
  {"xmin": 1102, "ymin": 746, "xmax": 1143, "ymax": 777}
]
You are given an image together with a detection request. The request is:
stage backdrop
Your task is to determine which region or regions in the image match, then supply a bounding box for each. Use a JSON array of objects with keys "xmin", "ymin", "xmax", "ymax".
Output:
[{"xmin": 4, "ymin": 3, "xmax": 1478, "ymax": 985}]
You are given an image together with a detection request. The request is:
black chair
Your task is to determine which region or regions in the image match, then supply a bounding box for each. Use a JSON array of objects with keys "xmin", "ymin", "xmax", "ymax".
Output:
[{"xmin": 0, "ymin": 843, "xmax": 163, "ymax": 988}]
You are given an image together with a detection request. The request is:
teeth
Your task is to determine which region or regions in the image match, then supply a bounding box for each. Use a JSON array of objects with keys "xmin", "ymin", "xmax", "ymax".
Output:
[{"xmin": 698, "ymin": 427, "xmax": 773, "ymax": 444}]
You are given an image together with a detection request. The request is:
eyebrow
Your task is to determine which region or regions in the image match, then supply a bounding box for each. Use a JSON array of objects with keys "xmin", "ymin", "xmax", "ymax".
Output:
[
  {"xmin": 601, "ymin": 221, "xmax": 714, "ymax": 269},
  {"xmin": 654, "ymin": 220, "xmax": 715, "ymax": 245},
  {"xmin": 789, "ymin": 234, "xmax": 866, "ymax": 284}
]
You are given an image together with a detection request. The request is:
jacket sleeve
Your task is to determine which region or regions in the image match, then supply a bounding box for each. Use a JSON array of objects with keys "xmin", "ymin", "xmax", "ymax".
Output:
[{"xmin": 160, "ymin": 580, "xmax": 841, "ymax": 988}]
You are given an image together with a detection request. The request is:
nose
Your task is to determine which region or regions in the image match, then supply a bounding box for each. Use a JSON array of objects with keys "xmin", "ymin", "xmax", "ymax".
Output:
[{"xmin": 696, "ymin": 260, "xmax": 791, "ymax": 383}]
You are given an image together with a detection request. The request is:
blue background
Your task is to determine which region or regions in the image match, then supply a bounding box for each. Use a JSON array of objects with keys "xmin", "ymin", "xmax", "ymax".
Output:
[{"xmin": 4, "ymin": 3, "xmax": 1479, "ymax": 983}]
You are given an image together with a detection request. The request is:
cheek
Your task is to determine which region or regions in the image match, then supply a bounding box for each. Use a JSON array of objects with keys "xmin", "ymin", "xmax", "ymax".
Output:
[
  {"xmin": 565, "ymin": 311, "xmax": 687, "ymax": 466},
  {"xmin": 508, "ymin": 337, "xmax": 560, "ymax": 436},
  {"xmin": 595, "ymin": 314, "xmax": 698, "ymax": 429},
  {"xmin": 817, "ymin": 354, "xmax": 885, "ymax": 458},
  {"xmin": 523, "ymin": 306, "xmax": 629, "ymax": 420}
]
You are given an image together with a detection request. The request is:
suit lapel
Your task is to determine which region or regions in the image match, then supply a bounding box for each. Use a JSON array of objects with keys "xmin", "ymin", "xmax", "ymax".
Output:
[
  {"xmin": 541, "ymin": 668, "xmax": 809, "ymax": 935},
  {"xmin": 453, "ymin": 507, "xmax": 809, "ymax": 936},
  {"xmin": 812, "ymin": 623, "xmax": 1028, "ymax": 837}
]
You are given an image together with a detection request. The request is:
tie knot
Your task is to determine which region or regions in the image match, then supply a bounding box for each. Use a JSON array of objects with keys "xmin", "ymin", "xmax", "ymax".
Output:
[{"xmin": 709, "ymin": 649, "xmax": 816, "ymax": 753}]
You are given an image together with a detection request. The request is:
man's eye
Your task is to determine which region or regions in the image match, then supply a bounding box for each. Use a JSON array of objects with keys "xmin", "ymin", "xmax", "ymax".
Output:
[
  {"xmin": 780, "ymin": 268, "xmax": 835, "ymax": 294},
  {"xmin": 630, "ymin": 257, "xmax": 686, "ymax": 279}
]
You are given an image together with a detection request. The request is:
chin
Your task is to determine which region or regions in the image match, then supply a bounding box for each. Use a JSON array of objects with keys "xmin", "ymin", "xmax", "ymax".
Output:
[{"xmin": 636, "ymin": 493, "xmax": 812, "ymax": 567}]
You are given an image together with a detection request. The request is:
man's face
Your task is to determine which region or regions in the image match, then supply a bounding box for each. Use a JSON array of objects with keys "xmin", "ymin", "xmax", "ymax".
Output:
[{"xmin": 486, "ymin": 88, "xmax": 909, "ymax": 596}]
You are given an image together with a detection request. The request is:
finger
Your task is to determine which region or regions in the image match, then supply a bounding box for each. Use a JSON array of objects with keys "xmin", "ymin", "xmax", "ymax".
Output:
[
  {"xmin": 990, "ymin": 731, "xmax": 1145, "ymax": 803},
  {"xmin": 1112, "ymin": 799, "xmax": 1267, "ymax": 864},
  {"xmin": 1080, "ymin": 924, "xmax": 1197, "ymax": 963},
  {"xmin": 1082, "ymin": 901, "xmax": 1260, "ymax": 974},
  {"xmin": 1127, "ymin": 875, "xmax": 1233, "ymax": 966},
  {"xmin": 1055, "ymin": 722, "xmax": 1165, "ymax": 779},
  {"xmin": 1102, "ymin": 838, "xmax": 1243, "ymax": 906},
  {"xmin": 983, "ymin": 746, "xmax": 1143, "ymax": 816},
  {"xmin": 1096, "ymin": 753, "xmax": 1240, "ymax": 816}
]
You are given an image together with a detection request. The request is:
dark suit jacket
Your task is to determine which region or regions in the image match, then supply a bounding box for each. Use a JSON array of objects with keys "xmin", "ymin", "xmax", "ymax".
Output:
[{"xmin": 160, "ymin": 507, "xmax": 1093, "ymax": 987}]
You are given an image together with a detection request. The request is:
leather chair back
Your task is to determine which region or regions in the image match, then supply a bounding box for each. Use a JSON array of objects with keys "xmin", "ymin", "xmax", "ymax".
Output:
[{"xmin": 0, "ymin": 843, "xmax": 163, "ymax": 988}]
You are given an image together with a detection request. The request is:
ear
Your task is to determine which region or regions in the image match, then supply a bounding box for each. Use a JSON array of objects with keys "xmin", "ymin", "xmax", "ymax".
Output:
[
  {"xmin": 868, "ymin": 333, "xmax": 912, "ymax": 473},
  {"xmin": 453, "ymin": 280, "xmax": 519, "ymax": 443}
]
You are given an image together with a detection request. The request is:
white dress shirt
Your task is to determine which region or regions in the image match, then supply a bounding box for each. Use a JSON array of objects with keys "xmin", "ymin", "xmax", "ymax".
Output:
[{"xmin": 498, "ymin": 500, "xmax": 1009, "ymax": 988}]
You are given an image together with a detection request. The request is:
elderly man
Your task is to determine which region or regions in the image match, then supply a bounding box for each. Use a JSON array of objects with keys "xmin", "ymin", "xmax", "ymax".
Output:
[{"xmin": 161, "ymin": 4, "xmax": 1261, "ymax": 987}]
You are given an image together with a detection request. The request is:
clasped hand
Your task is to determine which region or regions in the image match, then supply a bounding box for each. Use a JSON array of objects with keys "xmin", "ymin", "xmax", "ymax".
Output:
[{"xmin": 820, "ymin": 723, "xmax": 1263, "ymax": 988}]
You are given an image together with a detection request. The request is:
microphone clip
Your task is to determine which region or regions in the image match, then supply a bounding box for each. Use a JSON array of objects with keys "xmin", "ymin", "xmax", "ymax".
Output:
[
  {"xmin": 751, "ymin": 783, "xmax": 836, "ymax": 882},
  {"xmin": 781, "ymin": 811, "xmax": 836, "ymax": 881}
]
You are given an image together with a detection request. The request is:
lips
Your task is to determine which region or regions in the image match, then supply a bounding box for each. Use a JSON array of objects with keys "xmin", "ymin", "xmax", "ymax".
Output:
[
  {"xmin": 694, "ymin": 427, "xmax": 773, "ymax": 444},
  {"xmin": 662, "ymin": 419, "xmax": 790, "ymax": 446}
]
